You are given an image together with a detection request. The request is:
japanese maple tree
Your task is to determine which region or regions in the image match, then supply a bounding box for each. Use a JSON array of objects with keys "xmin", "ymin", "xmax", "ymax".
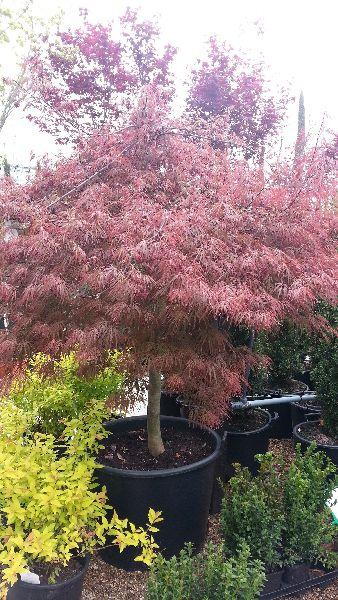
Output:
[
  {"xmin": 186, "ymin": 37, "xmax": 289, "ymax": 159},
  {"xmin": 27, "ymin": 7, "xmax": 176, "ymax": 143},
  {"xmin": 0, "ymin": 95, "xmax": 337, "ymax": 457}
]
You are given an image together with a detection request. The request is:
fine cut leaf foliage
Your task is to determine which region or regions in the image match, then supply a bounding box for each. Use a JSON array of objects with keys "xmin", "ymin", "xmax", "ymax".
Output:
[{"xmin": 0, "ymin": 94, "xmax": 337, "ymax": 427}]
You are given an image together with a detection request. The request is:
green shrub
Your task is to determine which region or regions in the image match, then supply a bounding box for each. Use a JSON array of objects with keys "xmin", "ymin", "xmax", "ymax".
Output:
[
  {"xmin": 250, "ymin": 322, "xmax": 311, "ymax": 393},
  {"xmin": 283, "ymin": 443, "xmax": 337, "ymax": 567},
  {"xmin": 311, "ymin": 304, "xmax": 338, "ymax": 438},
  {"xmin": 220, "ymin": 444, "xmax": 337, "ymax": 570},
  {"xmin": 146, "ymin": 542, "xmax": 265, "ymax": 600},
  {"xmin": 0, "ymin": 350, "xmax": 124, "ymax": 438},
  {"xmin": 251, "ymin": 304, "xmax": 338, "ymax": 438},
  {"xmin": 221, "ymin": 453, "xmax": 284, "ymax": 569},
  {"xmin": 0, "ymin": 428, "xmax": 161, "ymax": 597}
]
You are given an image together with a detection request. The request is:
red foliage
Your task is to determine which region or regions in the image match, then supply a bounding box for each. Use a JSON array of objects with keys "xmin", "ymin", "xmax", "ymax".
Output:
[
  {"xmin": 187, "ymin": 37, "xmax": 289, "ymax": 158},
  {"xmin": 27, "ymin": 8, "xmax": 176, "ymax": 143},
  {"xmin": 0, "ymin": 97, "xmax": 337, "ymax": 426}
]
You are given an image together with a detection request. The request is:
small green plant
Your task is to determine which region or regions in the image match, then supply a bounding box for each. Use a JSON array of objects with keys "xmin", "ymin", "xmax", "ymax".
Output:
[
  {"xmin": 220, "ymin": 444, "xmax": 337, "ymax": 571},
  {"xmin": 221, "ymin": 453, "xmax": 284, "ymax": 569},
  {"xmin": 146, "ymin": 542, "xmax": 265, "ymax": 600},
  {"xmin": 0, "ymin": 350, "xmax": 124, "ymax": 438},
  {"xmin": 283, "ymin": 443, "xmax": 337, "ymax": 567},
  {"xmin": 0, "ymin": 429, "xmax": 162, "ymax": 598}
]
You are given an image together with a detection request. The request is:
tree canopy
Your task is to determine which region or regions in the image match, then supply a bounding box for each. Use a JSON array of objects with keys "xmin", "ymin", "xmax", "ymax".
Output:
[{"xmin": 1, "ymin": 95, "xmax": 337, "ymax": 431}]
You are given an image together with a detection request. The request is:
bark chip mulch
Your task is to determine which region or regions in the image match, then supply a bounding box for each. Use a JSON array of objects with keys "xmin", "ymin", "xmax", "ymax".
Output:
[
  {"xmin": 298, "ymin": 422, "xmax": 338, "ymax": 447},
  {"xmin": 82, "ymin": 438, "xmax": 337, "ymax": 599},
  {"xmin": 99, "ymin": 425, "xmax": 213, "ymax": 470},
  {"xmin": 223, "ymin": 407, "xmax": 268, "ymax": 432}
]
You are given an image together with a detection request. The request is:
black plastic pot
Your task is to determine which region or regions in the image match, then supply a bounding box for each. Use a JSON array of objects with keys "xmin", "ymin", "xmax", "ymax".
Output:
[
  {"xmin": 95, "ymin": 416, "xmax": 221, "ymax": 570},
  {"xmin": 160, "ymin": 391, "xmax": 181, "ymax": 417},
  {"xmin": 219, "ymin": 408, "xmax": 276, "ymax": 479},
  {"xmin": 291, "ymin": 400, "xmax": 322, "ymax": 429},
  {"xmin": 283, "ymin": 563, "xmax": 310, "ymax": 586},
  {"xmin": 6, "ymin": 557, "xmax": 89, "ymax": 600},
  {"xmin": 209, "ymin": 431, "xmax": 228, "ymax": 515},
  {"xmin": 260, "ymin": 567, "xmax": 338, "ymax": 599},
  {"xmin": 293, "ymin": 420, "xmax": 338, "ymax": 467},
  {"xmin": 261, "ymin": 569, "xmax": 284, "ymax": 595},
  {"xmin": 267, "ymin": 402, "xmax": 292, "ymax": 439}
]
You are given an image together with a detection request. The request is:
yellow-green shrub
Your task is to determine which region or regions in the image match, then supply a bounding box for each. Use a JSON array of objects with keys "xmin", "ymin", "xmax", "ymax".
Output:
[
  {"xmin": 0, "ymin": 350, "xmax": 125, "ymax": 438},
  {"xmin": 0, "ymin": 430, "xmax": 161, "ymax": 597}
]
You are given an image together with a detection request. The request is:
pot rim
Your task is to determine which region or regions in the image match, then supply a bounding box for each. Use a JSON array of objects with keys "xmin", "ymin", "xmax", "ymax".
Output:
[
  {"xmin": 291, "ymin": 400, "xmax": 321, "ymax": 411},
  {"xmin": 11, "ymin": 555, "xmax": 90, "ymax": 591},
  {"xmin": 293, "ymin": 420, "xmax": 338, "ymax": 450},
  {"xmin": 223, "ymin": 407, "xmax": 272, "ymax": 437},
  {"xmin": 97, "ymin": 415, "xmax": 222, "ymax": 478}
]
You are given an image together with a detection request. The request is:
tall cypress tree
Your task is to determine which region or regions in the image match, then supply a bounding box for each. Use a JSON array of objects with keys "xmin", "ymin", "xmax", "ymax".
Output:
[{"xmin": 295, "ymin": 91, "xmax": 305, "ymax": 159}]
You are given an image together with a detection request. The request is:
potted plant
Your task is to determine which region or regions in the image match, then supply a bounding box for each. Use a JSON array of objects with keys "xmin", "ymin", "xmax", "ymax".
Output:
[
  {"xmin": 220, "ymin": 453, "xmax": 285, "ymax": 594},
  {"xmin": 250, "ymin": 323, "xmax": 314, "ymax": 439},
  {"xmin": 146, "ymin": 541, "xmax": 266, "ymax": 600},
  {"xmin": 1, "ymin": 96, "xmax": 337, "ymax": 566},
  {"xmin": 220, "ymin": 444, "xmax": 337, "ymax": 591},
  {"xmin": 218, "ymin": 405, "xmax": 277, "ymax": 480},
  {"xmin": 283, "ymin": 443, "xmax": 337, "ymax": 584},
  {"xmin": 293, "ymin": 305, "xmax": 337, "ymax": 466},
  {"xmin": 0, "ymin": 413, "xmax": 158, "ymax": 600}
]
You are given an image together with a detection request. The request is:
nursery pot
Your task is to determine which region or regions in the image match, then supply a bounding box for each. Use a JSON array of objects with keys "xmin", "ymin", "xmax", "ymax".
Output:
[
  {"xmin": 260, "ymin": 568, "xmax": 284, "ymax": 595},
  {"xmin": 293, "ymin": 419, "xmax": 338, "ymax": 467},
  {"xmin": 95, "ymin": 416, "xmax": 221, "ymax": 570},
  {"xmin": 160, "ymin": 391, "xmax": 181, "ymax": 417},
  {"xmin": 6, "ymin": 557, "xmax": 89, "ymax": 600},
  {"xmin": 219, "ymin": 408, "xmax": 276, "ymax": 479},
  {"xmin": 291, "ymin": 400, "xmax": 322, "ymax": 429},
  {"xmin": 283, "ymin": 562, "xmax": 310, "ymax": 586},
  {"xmin": 267, "ymin": 401, "xmax": 293, "ymax": 439}
]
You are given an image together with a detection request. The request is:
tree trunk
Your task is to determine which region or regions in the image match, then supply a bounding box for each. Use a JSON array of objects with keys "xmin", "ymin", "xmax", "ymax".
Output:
[
  {"xmin": 147, "ymin": 368, "xmax": 165, "ymax": 457},
  {"xmin": 241, "ymin": 329, "xmax": 255, "ymax": 402}
]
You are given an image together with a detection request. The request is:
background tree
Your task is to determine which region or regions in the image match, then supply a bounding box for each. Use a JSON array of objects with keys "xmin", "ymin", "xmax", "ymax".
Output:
[
  {"xmin": 294, "ymin": 91, "xmax": 306, "ymax": 160},
  {"xmin": 0, "ymin": 0, "xmax": 60, "ymax": 179},
  {"xmin": 0, "ymin": 95, "xmax": 337, "ymax": 456},
  {"xmin": 27, "ymin": 7, "xmax": 176, "ymax": 143},
  {"xmin": 186, "ymin": 37, "xmax": 289, "ymax": 159}
]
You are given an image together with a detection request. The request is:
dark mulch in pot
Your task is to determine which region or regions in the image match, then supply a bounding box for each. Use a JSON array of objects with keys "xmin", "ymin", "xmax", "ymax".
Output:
[
  {"xmin": 98, "ymin": 425, "xmax": 213, "ymax": 470},
  {"xmin": 223, "ymin": 407, "xmax": 268, "ymax": 432},
  {"xmin": 0, "ymin": 559, "xmax": 81, "ymax": 585},
  {"xmin": 299, "ymin": 422, "xmax": 338, "ymax": 446}
]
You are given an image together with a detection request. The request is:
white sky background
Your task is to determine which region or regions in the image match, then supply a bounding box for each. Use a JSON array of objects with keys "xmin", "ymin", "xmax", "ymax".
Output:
[{"xmin": 2, "ymin": 0, "xmax": 338, "ymax": 176}]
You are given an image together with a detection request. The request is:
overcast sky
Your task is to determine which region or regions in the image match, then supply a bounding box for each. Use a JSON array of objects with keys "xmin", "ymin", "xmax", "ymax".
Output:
[{"xmin": 2, "ymin": 0, "xmax": 337, "ymax": 176}]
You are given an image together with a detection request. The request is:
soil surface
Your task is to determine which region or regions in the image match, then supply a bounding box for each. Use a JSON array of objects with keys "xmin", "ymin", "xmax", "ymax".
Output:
[
  {"xmin": 98, "ymin": 425, "xmax": 213, "ymax": 470},
  {"xmin": 299, "ymin": 421, "xmax": 338, "ymax": 446},
  {"xmin": 223, "ymin": 408, "xmax": 268, "ymax": 432},
  {"xmin": 20, "ymin": 559, "xmax": 81, "ymax": 585}
]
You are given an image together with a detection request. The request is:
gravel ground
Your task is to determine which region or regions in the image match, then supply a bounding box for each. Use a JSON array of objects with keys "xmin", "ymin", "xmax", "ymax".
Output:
[{"xmin": 82, "ymin": 438, "xmax": 338, "ymax": 600}]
